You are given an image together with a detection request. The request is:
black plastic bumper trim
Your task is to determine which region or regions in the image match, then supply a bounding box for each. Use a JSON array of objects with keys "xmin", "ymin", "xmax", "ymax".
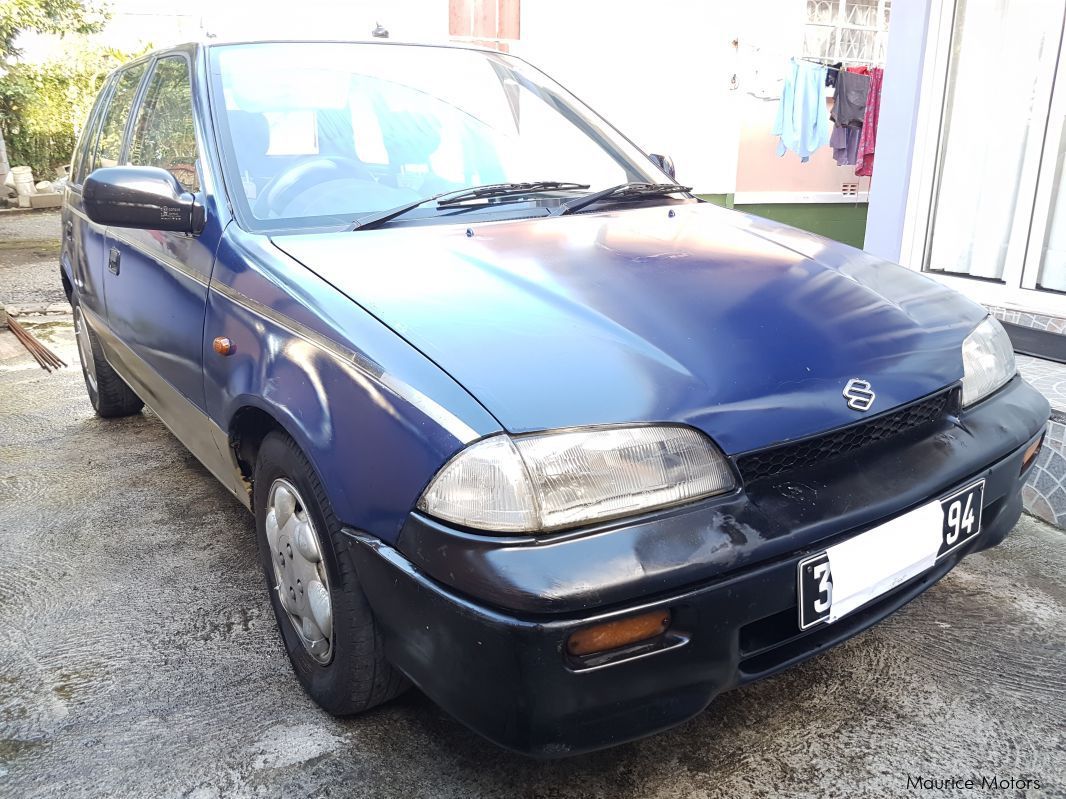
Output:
[{"xmin": 346, "ymin": 424, "xmax": 1038, "ymax": 756}]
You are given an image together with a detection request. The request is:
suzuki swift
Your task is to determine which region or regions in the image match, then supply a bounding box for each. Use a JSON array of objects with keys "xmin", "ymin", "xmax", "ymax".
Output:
[{"xmin": 62, "ymin": 39, "xmax": 1050, "ymax": 756}]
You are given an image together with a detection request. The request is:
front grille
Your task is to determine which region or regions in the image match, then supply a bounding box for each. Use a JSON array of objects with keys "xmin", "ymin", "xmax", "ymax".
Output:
[{"xmin": 736, "ymin": 387, "xmax": 960, "ymax": 484}]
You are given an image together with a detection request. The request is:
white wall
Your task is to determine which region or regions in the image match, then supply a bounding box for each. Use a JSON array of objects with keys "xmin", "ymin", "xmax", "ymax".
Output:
[
  {"xmin": 199, "ymin": 0, "xmax": 449, "ymax": 44},
  {"xmin": 863, "ymin": 1, "xmax": 933, "ymax": 262},
  {"xmin": 513, "ymin": 1, "xmax": 742, "ymax": 193}
]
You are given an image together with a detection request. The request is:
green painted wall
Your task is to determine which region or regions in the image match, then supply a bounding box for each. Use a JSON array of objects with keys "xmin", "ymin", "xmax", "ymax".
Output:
[
  {"xmin": 700, "ymin": 193, "xmax": 735, "ymax": 208},
  {"xmin": 697, "ymin": 194, "xmax": 869, "ymax": 249}
]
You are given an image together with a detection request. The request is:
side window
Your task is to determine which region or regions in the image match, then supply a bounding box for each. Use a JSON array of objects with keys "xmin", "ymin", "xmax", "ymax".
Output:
[
  {"xmin": 128, "ymin": 57, "xmax": 200, "ymax": 192},
  {"xmin": 72, "ymin": 76, "xmax": 114, "ymax": 184},
  {"xmin": 92, "ymin": 63, "xmax": 147, "ymax": 172}
]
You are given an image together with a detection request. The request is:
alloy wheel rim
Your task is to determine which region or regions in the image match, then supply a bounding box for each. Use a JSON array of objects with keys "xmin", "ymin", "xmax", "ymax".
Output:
[
  {"xmin": 73, "ymin": 306, "xmax": 98, "ymax": 392},
  {"xmin": 265, "ymin": 478, "xmax": 334, "ymax": 664}
]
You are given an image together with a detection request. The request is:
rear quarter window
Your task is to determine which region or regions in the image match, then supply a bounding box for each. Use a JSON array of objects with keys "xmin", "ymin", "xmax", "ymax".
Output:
[{"xmin": 71, "ymin": 76, "xmax": 114, "ymax": 185}]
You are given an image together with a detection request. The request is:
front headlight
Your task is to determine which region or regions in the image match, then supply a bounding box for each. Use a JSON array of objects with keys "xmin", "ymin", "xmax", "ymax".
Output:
[
  {"xmin": 961, "ymin": 316, "xmax": 1016, "ymax": 407},
  {"xmin": 417, "ymin": 425, "xmax": 736, "ymax": 533}
]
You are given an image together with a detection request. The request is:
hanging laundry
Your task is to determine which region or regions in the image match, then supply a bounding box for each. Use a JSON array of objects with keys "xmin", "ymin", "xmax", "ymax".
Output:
[
  {"xmin": 831, "ymin": 70, "xmax": 871, "ymax": 129},
  {"xmin": 773, "ymin": 59, "xmax": 831, "ymax": 162},
  {"xmin": 830, "ymin": 125, "xmax": 861, "ymax": 166},
  {"xmin": 856, "ymin": 67, "xmax": 884, "ymax": 177},
  {"xmin": 829, "ymin": 66, "xmax": 871, "ymax": 167},
  {"xmin": 824, "ymin": 62, "xmax": 843, "ymax": 88}
]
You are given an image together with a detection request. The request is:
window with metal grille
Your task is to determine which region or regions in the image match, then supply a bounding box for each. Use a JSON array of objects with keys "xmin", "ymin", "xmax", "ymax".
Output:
[{"xmin": 803, "ymin": 0, "xmax": 892, "ymax": 66}]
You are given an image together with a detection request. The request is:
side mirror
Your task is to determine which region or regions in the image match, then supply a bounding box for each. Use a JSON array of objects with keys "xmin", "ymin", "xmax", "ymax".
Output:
[
  {"xmin": 649, "ymin": 153, "xmax": 676, "ymax": 181},
  {"xmin": 84, "ymin": 166, "xmax": 204, "ymax": 234}
]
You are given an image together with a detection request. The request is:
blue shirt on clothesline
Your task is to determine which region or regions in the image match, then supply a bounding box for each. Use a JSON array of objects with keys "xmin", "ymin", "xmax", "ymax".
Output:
[{"xmin": 773, "ymin": 58, "xmax": 831, "ymax": 162}]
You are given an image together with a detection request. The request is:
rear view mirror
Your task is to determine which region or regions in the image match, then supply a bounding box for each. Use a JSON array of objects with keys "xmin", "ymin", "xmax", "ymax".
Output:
[
  {"xmin": 84, "ymin": 166, "xmax": 204, "ymax": 234},
  {"xmin": 649, "ymin": 153, "xmax": 676, "ymax": 181}
]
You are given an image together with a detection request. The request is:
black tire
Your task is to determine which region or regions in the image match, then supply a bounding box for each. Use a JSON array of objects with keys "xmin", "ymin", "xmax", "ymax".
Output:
[
  {"xmin": 71, "ymin": 296, "xmax": 144, "ymax": 418},
  {"xmin": 253, "ymin": 430, "xmax": 407, "ymax": 714}
]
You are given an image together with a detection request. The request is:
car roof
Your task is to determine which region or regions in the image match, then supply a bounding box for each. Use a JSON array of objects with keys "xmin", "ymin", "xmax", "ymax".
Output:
[
  {"xmin": 170, "ymin": 38, "xmax": 508, "ymax": 56},
  {"xmin": 104, "ymin": 38, "xmax": 513, "ymax": 84}
]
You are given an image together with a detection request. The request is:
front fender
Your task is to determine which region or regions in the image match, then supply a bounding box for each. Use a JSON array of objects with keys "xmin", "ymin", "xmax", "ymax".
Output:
[{"xmin": 203, "ymin": 226, "xmax": 501, "ymax": 543}]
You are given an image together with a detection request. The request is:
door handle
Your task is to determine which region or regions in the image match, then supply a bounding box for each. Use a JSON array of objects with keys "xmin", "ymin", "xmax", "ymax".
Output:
[
  {"xmin": 64, "ymin": 220, "xmax": 73, "ymax": 238},
  {"xmin": 108, "ymin": 247, "xmax": 121, "ymax": 275}
]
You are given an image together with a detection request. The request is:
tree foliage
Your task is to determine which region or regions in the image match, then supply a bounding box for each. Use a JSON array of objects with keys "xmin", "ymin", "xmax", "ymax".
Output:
[
  {"xmin": 0, "ymin": 0, "xmax": 115, "ymax": 177},
  {"xmin": 0, "ymin": 0, "xmax": 108, "ymax": 60},
  {"xmin": 0, "ymin": 43, "xmax": 142, "ymax": 176}
]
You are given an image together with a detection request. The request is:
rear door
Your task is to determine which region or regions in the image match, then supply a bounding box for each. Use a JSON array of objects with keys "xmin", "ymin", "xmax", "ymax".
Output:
[
  {"xmin": 63, "ymin": 71, "xmax": 110, "ymax": 311},
  {"xmin": 103, "ymin": 53, "xmax": 214, "ymax": 409},
  {"xmin": 68, "ymin": 63, "xmax": 147, "ymax": 325}
]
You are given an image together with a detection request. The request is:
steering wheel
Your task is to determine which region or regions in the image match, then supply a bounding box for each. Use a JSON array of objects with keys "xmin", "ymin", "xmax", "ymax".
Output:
[{"xmin": 254, "ymin": 155, "xmax": 374, "ymax": 218}]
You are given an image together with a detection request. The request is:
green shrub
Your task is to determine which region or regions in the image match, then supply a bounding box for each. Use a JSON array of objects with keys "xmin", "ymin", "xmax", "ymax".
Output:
[{"xmin": 1, "ymin": 43, "xmax": 145, "ymax": 178}]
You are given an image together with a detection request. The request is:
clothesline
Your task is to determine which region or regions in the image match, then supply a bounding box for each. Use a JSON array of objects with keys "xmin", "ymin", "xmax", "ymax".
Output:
[{"xmin": 798, "ymin": 56, "xmax": 884, "ymax": 72}]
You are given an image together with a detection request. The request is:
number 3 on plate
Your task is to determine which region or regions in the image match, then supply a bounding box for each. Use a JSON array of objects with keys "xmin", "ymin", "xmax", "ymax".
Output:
[
  {"xmin": 813, "ymin": 562, "xmax": 833, "ymax": 613},
  {"xmin": 798, "ymin": 552, "xmax": 834, "ymax": 629}
]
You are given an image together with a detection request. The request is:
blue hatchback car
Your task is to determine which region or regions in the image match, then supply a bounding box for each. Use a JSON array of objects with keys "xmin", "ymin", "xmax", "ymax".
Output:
[{"xmin": 63, "ymin": 40, "xmax": 1049, "ymax": 756}]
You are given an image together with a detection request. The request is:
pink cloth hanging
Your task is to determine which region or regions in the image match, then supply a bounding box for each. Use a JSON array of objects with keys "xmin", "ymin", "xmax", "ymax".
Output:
[{"xmin": 856, "ymin": 67, "xmax": 883, "ymax": 177}]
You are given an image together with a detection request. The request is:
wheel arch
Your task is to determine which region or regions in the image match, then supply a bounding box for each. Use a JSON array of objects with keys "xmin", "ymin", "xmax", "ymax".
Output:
[
  {"xmin": 220, "ymin": 375, "xmax": 470, "ymax": 543},
  {"xmin": 227, "ymin": 401, "xmax": 314, "ymax": 508},
  {"xmin": 60, "ymin": 264, "xmax": 74, "ymax": 302}
]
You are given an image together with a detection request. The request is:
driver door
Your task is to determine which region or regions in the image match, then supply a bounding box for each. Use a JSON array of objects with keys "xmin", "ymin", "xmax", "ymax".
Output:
[{"xmin": 103, "ymin": 54, "xmax": 215, "ymax": 411}]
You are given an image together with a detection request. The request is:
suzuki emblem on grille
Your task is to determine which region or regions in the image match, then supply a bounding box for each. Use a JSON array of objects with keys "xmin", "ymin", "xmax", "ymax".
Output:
[{"xmin": 843, "ymin": 378, "xmax": 876, "ymax": 411}]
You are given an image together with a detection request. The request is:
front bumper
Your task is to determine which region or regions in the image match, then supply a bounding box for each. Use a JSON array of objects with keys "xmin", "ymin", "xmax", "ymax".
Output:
[{"xmin": 347, "ymin": 377, "xmax": 1049, "ymax": 756}]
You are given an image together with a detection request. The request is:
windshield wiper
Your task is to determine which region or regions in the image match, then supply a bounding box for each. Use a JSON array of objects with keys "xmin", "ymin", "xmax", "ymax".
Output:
[
  {"xmin": 349, "ymin": 181, "xmax": 590, "ymax": 231},
  {"xmin": 436, "ymin": 181, "xmax": 589, "ymax": 207},
  {"xmin": 551, "ymin": 182, "xmax": 692, "ymax": 217}
]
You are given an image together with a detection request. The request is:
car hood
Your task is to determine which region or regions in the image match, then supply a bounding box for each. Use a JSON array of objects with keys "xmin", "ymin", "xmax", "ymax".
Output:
[{"xmin": 272, "ymin": 203, "xmax": 986, "ymax": 455}]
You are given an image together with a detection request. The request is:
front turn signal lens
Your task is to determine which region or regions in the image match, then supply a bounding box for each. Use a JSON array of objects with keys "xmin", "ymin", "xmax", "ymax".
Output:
[
  {"xmin": 1022, "ymin": 433, "xmax": 1045, "ymax": 472},
  {"xmin": 566, "ymin": 609, "xmax": 671, "ymax": 657}
]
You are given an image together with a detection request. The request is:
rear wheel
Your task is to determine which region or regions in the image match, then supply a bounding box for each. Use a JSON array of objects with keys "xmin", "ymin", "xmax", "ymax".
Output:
[
  {"xmin": 71, "ymin": 298, "xmax": 143, "ymax": 418},
  {"xmin": 253, "ymin": 431, "xmax": 406, "ymax": 714}
]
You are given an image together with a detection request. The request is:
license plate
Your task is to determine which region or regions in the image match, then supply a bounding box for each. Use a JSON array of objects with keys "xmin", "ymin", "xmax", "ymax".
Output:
[{"xmin": 797, "ymin": 480, "xmax": 984, "ymax": 630}]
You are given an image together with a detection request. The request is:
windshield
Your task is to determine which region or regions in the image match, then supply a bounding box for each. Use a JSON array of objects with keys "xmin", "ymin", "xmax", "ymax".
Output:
[{"xmin": 208, "ymin": 42, "xmax": 670, "ymax": 231}]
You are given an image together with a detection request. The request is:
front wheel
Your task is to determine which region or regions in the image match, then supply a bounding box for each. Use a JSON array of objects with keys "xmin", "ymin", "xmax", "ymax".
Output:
[
  {"xmin": 71, "ymin": 297, "xmax": 143, "ymax": 418},
  {"xmin": 253, "ymin": 431, "xmax": 406, "ymax": 714}
]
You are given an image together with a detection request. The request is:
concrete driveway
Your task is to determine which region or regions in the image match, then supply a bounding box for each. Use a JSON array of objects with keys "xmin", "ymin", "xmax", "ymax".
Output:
[{"xmin": 1, "ymin": 211, "xmax": 1063, "ymax": 798}]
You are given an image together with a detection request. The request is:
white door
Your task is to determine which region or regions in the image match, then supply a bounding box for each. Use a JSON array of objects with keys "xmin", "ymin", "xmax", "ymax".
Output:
[{"xmin": 915, "ymin": 0, "xmax": 1066, "ymax": 316}]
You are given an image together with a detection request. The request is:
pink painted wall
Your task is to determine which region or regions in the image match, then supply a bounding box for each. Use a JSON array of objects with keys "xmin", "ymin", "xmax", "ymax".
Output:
[{"xmin": 736, "ymin": 94, "xmax": 872, "ymax": 195}]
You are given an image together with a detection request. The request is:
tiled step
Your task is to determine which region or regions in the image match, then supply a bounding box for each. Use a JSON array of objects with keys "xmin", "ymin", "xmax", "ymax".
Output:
[
  {"xmin": 1016, "ymin": 354, "xmax": 1066, "ymax": 529},
  {"xmin": 988, "ymin": 305, "xmax": 1066, "ymax": 335}
]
